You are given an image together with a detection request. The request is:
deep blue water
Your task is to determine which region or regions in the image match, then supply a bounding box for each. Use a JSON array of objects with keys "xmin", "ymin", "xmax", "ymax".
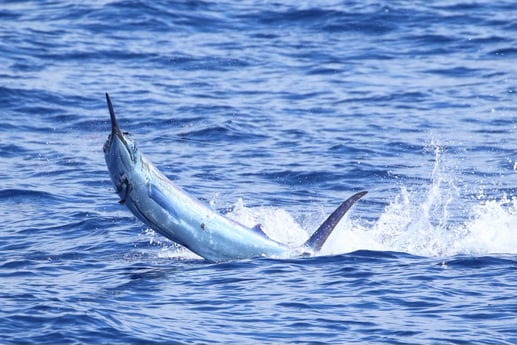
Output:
[{"xmin": 1, "ymin": 0, "xmax": 516, "ymax": 344}]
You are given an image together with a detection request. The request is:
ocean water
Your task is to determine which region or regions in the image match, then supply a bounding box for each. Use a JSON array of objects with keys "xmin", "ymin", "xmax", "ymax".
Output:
[{"xmin": 1, "ymin": 0, "xmax": 516, "ymax": 344}]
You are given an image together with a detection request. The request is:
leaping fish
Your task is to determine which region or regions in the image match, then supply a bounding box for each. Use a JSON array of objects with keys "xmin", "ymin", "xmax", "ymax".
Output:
[{"xmin": 103, "ymin": 93, "xmax": 367, "ymax": 262}]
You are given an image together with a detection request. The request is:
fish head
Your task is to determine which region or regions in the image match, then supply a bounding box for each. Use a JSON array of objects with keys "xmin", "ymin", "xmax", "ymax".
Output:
[{"xmin": 103, "ymin": 93, "xmax": 139, "ymax": 201}]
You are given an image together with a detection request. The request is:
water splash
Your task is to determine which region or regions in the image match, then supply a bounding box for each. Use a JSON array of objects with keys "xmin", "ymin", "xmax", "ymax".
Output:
[
  {"xmin": 229, "ymin": 143, "xmax": 516, "ymax": 258},
  {"xmin": 225, "ymin": 198, "xmax": 307, "ymax": 247},
  {"xmin": 457, "ymin": 195, "xmax": 517, "ymax": 255},
  {"xmin": 322, "ymin": 144, "xmax": 517, "ymax": 257},
  {"xmin": 329, "ymin": 187, "xmax": 517, "ymax": 257}
]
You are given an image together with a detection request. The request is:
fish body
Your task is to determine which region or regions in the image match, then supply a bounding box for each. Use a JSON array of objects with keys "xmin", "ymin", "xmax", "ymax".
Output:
[{"xmin": 103, "ymin": 93, "xmax": 367, "ymax": 262}]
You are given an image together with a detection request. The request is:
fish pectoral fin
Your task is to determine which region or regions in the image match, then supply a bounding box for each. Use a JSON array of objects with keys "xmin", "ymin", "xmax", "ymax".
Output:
[{"xmin": 304, "ymin": 191, "xmax": 368, "ymax": 252}]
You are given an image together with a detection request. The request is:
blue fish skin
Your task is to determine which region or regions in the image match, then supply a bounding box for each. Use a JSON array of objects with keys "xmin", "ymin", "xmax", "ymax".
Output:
[
  {"xmin": 103, "ymin": 93, "xmax": 366, "ymax": 262},
  {"xmin": 104, "ymin": 94, "xmax": 290, "ymax": 261}
]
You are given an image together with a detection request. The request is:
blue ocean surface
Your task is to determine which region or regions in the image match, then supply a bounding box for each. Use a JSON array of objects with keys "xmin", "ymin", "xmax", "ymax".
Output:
[{"xmin": 1, "ymin": 0, "xmax": 516, "ymax": 344}]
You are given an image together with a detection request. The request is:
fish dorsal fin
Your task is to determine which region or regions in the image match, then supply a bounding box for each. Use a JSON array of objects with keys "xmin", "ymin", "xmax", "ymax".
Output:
[
  {"xmin": 251, "ymin": 223, "xmax": 268, "ymax": 238},
  {"xmin": 304, "ymin": 191, "xmax": 368, "ymax": 252}
]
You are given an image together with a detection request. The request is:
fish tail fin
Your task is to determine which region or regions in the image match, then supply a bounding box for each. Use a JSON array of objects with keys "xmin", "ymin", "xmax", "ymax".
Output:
[{"xmin": 304, "ymin": 191, "xmax": 368, "ymax": 252}]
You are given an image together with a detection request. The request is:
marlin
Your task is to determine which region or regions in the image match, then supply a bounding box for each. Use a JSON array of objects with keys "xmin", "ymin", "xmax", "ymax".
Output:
[{"xmin": 103, "ymin": 93, "xmax": 367, "ymax": 262}]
